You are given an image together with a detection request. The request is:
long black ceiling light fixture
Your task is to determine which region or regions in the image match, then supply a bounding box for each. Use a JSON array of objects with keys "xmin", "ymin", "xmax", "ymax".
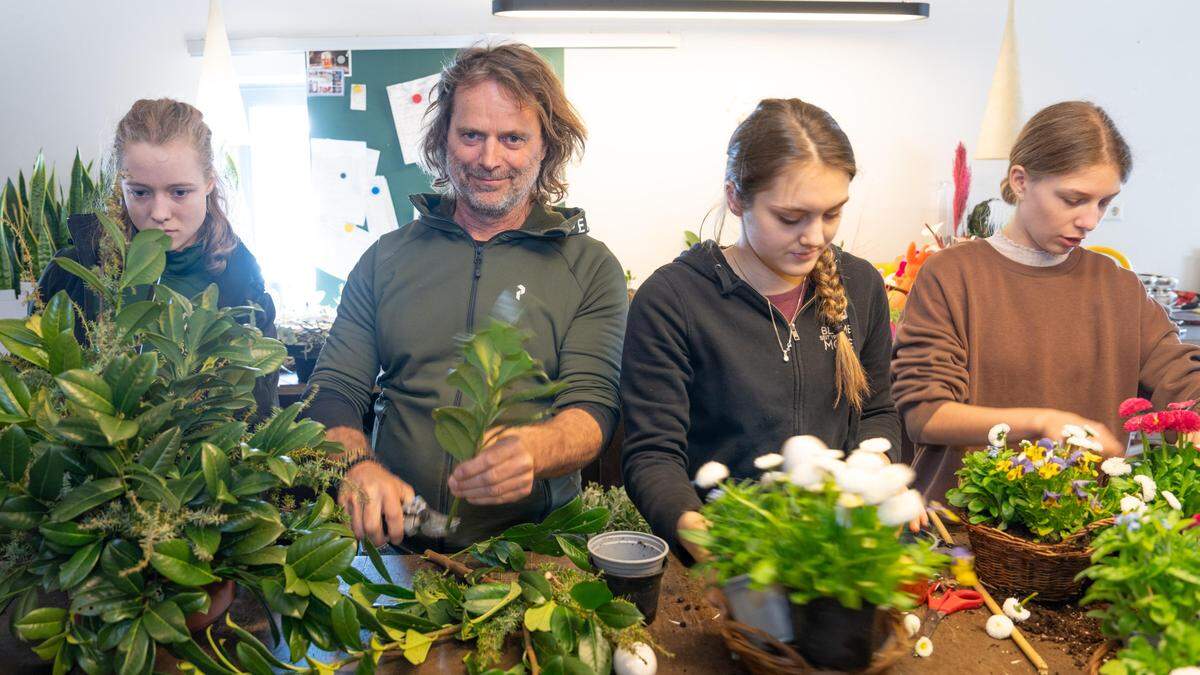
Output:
[{"xmin": 492, "ymin": 1, "xmax": 931, "ymax": 22}]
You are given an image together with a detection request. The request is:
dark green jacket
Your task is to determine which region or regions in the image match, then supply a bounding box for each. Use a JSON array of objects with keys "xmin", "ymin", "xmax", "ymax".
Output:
[{"xmin": 304, "ymin": 194, "xmax": 626, "ymax": 550}]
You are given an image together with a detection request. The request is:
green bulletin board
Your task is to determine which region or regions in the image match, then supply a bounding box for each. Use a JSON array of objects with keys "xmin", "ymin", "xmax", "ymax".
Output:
[{"xmin": 306, "ymin": 48, "xmax": 565, "ymax": 302}]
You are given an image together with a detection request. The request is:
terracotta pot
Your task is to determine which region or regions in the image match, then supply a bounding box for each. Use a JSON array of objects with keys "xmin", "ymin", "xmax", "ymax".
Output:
[{"xmin": 185, "ymin": 579, "xmax": 237, "ymax": 633}]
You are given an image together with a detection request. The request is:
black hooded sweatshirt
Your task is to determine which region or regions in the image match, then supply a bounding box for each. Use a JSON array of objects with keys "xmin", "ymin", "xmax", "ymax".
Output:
[{"xmin": 620, "ymin": 241, "xmax": 900, "ymax": 561}]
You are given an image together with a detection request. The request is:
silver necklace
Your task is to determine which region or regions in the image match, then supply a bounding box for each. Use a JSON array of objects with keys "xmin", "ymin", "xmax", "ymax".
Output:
[{"xmin": 727, "ymin": 247, "xmax": 803, "ymax": 363}]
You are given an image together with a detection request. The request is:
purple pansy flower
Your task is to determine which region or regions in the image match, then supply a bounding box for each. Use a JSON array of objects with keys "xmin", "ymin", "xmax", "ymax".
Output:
[{"xmin": 1072, "ymin": 480, "xmax": 1092, "ymax": 498}]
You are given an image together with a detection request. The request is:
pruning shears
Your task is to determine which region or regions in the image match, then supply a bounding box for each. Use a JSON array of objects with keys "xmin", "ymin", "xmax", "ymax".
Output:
[
  {"xmin": 402, "ymin": 495, "xmax": 458, "ymax": 538},
  {"xmin": 377, "ymin": 495, "xmax": 458, "ymax": 542},
  {"xmin": 920, "ymin": 579, "xmax": 985, "ymax": 640}
]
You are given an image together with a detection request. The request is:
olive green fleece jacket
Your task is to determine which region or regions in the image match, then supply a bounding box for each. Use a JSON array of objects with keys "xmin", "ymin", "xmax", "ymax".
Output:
[{"xmin": 303, "ymin": 194, "xmax": 627, "ymax": 550}]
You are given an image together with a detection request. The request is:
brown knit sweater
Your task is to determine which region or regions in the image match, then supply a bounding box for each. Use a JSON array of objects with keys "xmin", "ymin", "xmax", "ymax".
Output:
[{"xmin": 892, "ymin": 240, "xmax": 1200, "ymax": 501}]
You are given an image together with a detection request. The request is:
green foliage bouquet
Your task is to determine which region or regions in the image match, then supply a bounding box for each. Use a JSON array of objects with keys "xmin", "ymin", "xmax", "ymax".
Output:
[{"xmin": 0, "ymin": 224, "xmax": 372, "ymax": 674}]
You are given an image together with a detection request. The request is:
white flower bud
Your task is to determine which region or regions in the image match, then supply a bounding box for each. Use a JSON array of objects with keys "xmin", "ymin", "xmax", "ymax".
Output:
[
  {"xmin": 877, "ymin": 489, "xmax": 924, "ymax": 526},
  {"xmin": 1132, "ymin": 474, "xmax": 1157, "ymax": 502},
  {"xmin": 754, "ymin": 453, "xmax": 784, "ymax": 470},
  {"xmin": 1002, "ymin": 597, "xmax": 1030, "ymax": 622},
  {"xmin": 986, "ymin": 614, "xmax": 1014, "ymax": 639},
  {"xmin": 903, "ymin": 613, "xmax": 921, "ymax": 637},
  {"xmin": 857, "ymin": 437, "xmax": 892, "ymax": 454},
  {"xmin": 1163, "ymin": 490, "xmax": 1183, "ymax": 511},
  {"xmin": 1101, "ymin": 457, "xmax": 1132, "ymax": 477},
  {"xmin": 988, "ymin": 423, "xmax": 1011, "ymax": 448},
  {"xmin": 693, "ymin": 461, "xmax": 729, "ymax": 489}
]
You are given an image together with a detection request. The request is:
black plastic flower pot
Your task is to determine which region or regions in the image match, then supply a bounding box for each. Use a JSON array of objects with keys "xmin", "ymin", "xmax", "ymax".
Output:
[
  {"xmin": 789, "ymin": 596, "xmax": 887, "ymax": 671},
  {"xmin": 587, "ymin": 531, "xmax": 670, "ymax": 624},
  {"xmin": 286, "ymin": 344, "xmax": 319, "ymax": 383}
]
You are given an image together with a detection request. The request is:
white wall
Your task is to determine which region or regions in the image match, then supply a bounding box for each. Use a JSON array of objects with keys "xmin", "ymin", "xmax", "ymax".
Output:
[{"xmin": 3, "ymin": 0, "xmax": 1198, "ymax": 287}]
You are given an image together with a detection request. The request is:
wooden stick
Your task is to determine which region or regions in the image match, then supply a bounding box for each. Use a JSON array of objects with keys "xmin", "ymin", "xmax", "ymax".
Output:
[
  {"xmin": 424, "ymin": 549, "xmax": 473, "ymax": 579},
  {"xmin": 523, "ymin": 626, "xmax": 541, "ymax": 675},
  {"xmin": 926, "ymin": 508, "xmax": 1050, "ymax": 675}
]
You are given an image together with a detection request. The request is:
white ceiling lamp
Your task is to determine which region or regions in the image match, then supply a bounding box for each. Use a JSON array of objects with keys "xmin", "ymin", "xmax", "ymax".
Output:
[
  {"xmin": 493, "ymin": 1, "xmax": 930, "ymax": 22},
  {"xmin": 196, "ymin": 0, "xmax": 250, "ymax": 147},
  {"xmin": 976, "ymin": 0, "xmax": 1022, "ymax": 160}
]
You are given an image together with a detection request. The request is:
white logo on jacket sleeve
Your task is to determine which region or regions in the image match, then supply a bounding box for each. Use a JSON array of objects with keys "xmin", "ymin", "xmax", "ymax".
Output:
[{"xmin": 515, "ymin": 284, "xmax": 526, "ymax": 301}]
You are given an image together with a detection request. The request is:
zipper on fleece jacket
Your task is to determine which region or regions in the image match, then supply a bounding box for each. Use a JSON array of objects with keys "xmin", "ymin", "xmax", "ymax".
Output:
[
  {"xmin": 436, "ymin": 241, "xmax": 486, "ymax": 545},
  {"xmin": 759, "ymin": 292, "xmax": 816, "ymax": 436}
]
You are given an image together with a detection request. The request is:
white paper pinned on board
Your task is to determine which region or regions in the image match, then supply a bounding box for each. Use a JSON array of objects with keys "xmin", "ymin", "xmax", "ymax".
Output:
[
  {"xmin": 309, "ymin": 138, "xmax": 368, "ymax": 226},
  {"xmin": 315, "ymin": 218, "xmax": 374, "ymax": 280},
  {"xmin": 350, "ymin": 83, "xmax": 367, "ymax": 111},
  {"xmin": 386, "ymin": 73, "xmax": 440, "ymax": 165},
  {"xmin": 365, "ymin": 176, "xmax": 399, "ymax": 236},
  {"xmin": 309, "ymin": 138, "xmax": 400, "ymax": 280}
]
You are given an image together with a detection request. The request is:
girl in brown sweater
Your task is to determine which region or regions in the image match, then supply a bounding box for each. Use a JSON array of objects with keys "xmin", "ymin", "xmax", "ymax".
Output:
[{"xmin": 892, "ymin": 101, "xmax": 1200, "ymax": 501}]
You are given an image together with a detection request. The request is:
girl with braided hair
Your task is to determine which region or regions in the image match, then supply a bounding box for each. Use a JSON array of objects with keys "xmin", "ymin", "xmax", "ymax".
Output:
[{"xmin": 620, "ymin": 99, "xmax": 904, "ymax": 563}]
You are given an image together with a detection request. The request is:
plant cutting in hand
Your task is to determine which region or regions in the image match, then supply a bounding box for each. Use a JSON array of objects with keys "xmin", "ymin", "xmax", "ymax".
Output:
[{"xmin": 433, "ymin": 319, "xmax": 566, "ymax": 525}]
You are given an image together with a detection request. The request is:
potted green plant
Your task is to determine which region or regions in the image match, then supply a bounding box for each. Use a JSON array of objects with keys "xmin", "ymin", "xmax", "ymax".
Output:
[
  {"xmin": 0, "ymin": 224, "xmax": 373, "ymax": 673},
  {"xmin": 946, "ymin": 424, "xmax": 1134, "ymax": 601},
  {"xmin": 684, "ymin": 437, "xmax": 944, "ymax": 671},
  {"xmin": 275, "ymin": 308, "xmax": 334, "ymax": 384},
  {"xmin": 1078, "ymin": 508, "xmax": 1200, "ymax": 674},
  {"xmin": 0, "ymin": 150, "xmax": 103, "ymax": 305}
]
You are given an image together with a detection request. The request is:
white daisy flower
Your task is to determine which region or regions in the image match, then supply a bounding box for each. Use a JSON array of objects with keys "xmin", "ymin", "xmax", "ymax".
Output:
[
  {"xmin": 789, "ymin": 463, "xmax": 825, "ymax": 489},
  {"xmin": 754, "ymin": 453, "xmax": 784, "ymax": 470},
  {"xmin": 903, "ymin": 613, "xmax": 921, "ymax": 637},
  {"xmin": 1120, "ymin": 494, "xmax": 1147, "ymax": 514},
  {"xmin": 877, "ymin": 489, "xmax": 925, "ymax": 526},
  {"xmin": 858, "ymin": 464, "xmax": 916, "ymax": 505},
  {"xmin": 837, "ymin": 492, "xmax": 865, "ymax": 509},
  {"xmin": 846, "ymin": 450, "xmax": 888, "ymax": 471},
  {"xmin": 780, "ymin": 435, "xmax": 843, "ymax": 472},
  {"xmin": 1132, "ymin": 474, "xmax": 1157, "ymax": 502},
  {"xmin": 693, "ymin": 461, "xmax": 729, "ymax": 488},
  {"xmin": 1162, "ymin": 490, "xmax": 1182, "ymax": 511},
  {"xmin": 1061, "ymin": 424, "xmax": 1088, "ymax": 441},
  {"xmin": 988, "ymin": 423, "xmax": 1011, "ymax": 448},
  {"xmin": 761, "ymin": 471, "xmax": 789, "ymax": 485},
  {"xmin": 986, "ymin": 614, "xmax": 1014, "ymax": 639},
  {"xmin": 1101, "ymin": 456, "xmax": 1132, "ymax": 477},
  {"xmin": 1082, "ymin": 424, "xmax": 1100, "ymax": 438},
  {"xmin": 857, "ymin": 437, "xmax": 892, "ymax": 454},
  {"xmin": 1168, "ymin": 668, "xmax": 1200, "ymax": 675},
  {"xmin": 1068, "ymin": 435, "xmax": 1104, "ymax": 453},
  {"xmin": 914, "ymin": 636, "xmax": 933, "ymax": 657},
  {"xmin": 1002, "ymin": 597, "xmax": 1031, "ymax": 622}
]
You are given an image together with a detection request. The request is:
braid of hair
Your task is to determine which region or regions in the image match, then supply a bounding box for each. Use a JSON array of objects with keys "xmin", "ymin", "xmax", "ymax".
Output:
[{"xmin": 811, "ymin": 247, "xmax": 869, "ymax": 410}]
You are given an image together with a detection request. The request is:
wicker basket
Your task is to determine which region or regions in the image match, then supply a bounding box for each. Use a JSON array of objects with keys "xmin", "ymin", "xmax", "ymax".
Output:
[
  {"xmin": 963, "ymin": 517, "xmax": 1113, "ymax": 602},
  {"xmin": 1086, "ymin": 639, "xmax": 1120, "ymax": 675},
  {"xmin": 719, "ymin": 610, "xmax": 908, "ymax": 674}
]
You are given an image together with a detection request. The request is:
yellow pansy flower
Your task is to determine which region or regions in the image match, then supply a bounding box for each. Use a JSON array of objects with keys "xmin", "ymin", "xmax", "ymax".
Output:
[{"xmin": 1038, "ymin": 463, "xmax": 1061, "ymax": 479}]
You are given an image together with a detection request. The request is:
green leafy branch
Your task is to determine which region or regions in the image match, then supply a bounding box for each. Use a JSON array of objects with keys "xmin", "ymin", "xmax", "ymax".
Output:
[{"xmin": 433, "ymin": 319, "xmax": 566, "ymax": 523}]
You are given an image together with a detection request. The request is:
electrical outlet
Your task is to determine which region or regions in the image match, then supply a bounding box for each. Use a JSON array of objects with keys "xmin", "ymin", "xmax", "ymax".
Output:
[{"xmin": 1106, "ymin": 201, "xmax": 1124, "ymax": 221}]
